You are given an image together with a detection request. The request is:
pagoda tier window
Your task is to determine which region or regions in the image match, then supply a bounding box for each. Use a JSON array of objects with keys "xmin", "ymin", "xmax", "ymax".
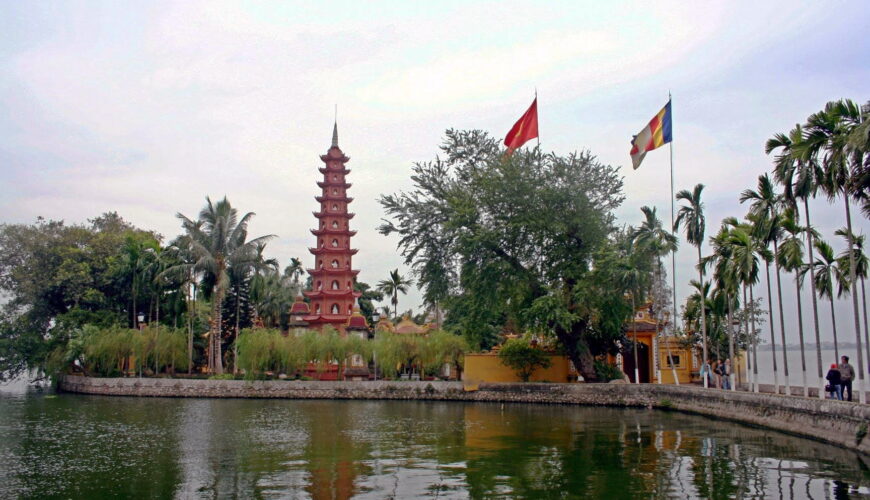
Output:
[
  {"xmin": 331, "ymin": 280, "xmax": 340, "ymax": 290},
  {"xmin": 331, "ymin": 204, "xmax": 338, "ymax": 211},
  {"xmin": 348, "ymin": 305, "xmax": 352, "ymax": 314},
  {"xmin": 331, "ymin": 239, "xmax": 339, "ymax": 247},
  {"xmin": 346, "ymin": 281, "xmax": 351, "ymax": 289},
  {"xmin": 315, "ymin": 304, "xmax": 321, "ymax": 314},
  {"xmin": 316, "ymin": 281, "xmax": 322, "ymax": 290},
  {"xmin": 318, "ymin": 260, "xmax": 323, "ymax": 268},
  {"xmin": 333, "ymin": 175, "xmax": 338, "ymax": 181},
  {"xmin": 332, "ymin": 189, "xmax": 338, "ymax": 195},
  {"xmin": 331, "ymin": 221, "xmax": 339, "ymax": 229},
  {"xmin": 331, "ymin": 304, "xmax": 339, "ymax": 314},
  {"xmin": 331, "ymin": 259, "xmax": 339, "ymax": 268},
  {"xmin": 319, "ymin": 239, "xmax": 324, "ymax": 247}
]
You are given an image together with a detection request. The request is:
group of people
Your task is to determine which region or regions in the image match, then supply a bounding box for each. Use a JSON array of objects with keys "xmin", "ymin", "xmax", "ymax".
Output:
[
  {"xmin": 825, "ymin": 356, "xmax": 856, "ymax": 401},
  {"xmin": 702, "ymin": 358, "xmax": 732, "ymax": 390}
]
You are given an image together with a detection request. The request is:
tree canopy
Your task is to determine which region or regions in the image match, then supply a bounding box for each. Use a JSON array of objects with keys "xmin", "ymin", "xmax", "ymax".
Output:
[{"xmin": 378, "ymin": 129, "xmax": 632, "ymax": 379}]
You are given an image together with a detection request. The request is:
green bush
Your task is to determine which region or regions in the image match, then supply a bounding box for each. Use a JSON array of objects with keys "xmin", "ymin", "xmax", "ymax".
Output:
[
  {"xmin": 498, "ymin": 338, "xmax": 551, "ymax": 382},
  {"xmin": 593, "ymin": 359, "xmax": 623, "ymax": 382}
]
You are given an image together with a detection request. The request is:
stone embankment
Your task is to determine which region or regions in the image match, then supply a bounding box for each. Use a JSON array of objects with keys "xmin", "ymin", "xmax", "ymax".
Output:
[{"xmin": 60, "ymin": 375, "xmax": 870, "ymax": 455}]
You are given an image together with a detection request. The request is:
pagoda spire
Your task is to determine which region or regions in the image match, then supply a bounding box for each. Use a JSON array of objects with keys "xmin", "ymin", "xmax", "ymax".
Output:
[{"xmin": 331, "ymin": 117, "xmax": 339, "ymax": 148}]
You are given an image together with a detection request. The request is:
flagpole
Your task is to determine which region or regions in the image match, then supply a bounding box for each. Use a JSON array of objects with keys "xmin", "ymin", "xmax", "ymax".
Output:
[
  {"xmin": 668, "ymin": 91, "xmax": 680, "ymax": 386},
  {"xmin": 535, "ymin": 88, "xmax": 540, "ymax": 149}
]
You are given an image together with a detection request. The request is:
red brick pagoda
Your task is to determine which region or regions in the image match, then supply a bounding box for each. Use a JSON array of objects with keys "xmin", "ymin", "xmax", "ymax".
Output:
[{"xmin": 303, "ymin": 123, "xmax": 362, "ymax": 331}]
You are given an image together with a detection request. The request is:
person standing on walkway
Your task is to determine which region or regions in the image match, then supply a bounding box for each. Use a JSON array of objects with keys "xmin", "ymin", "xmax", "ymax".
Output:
[
  {"xmin": 839, "ymin": 356, "xmax": 855, "ymax": 402},
  {"xmin": 720, "ymin": 359, "xmax": 731, "ymax": 390},
  {"xmin": 826, "ymin": 363, "xmax": 843, "ymax": 400}
]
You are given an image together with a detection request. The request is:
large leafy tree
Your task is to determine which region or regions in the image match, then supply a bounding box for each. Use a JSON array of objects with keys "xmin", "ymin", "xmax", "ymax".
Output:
[
  {"xmin": 0, "ymin": 213, "xmax": 159, "ymax": 381},
  {"xmin": 378, "ymin": 129, "xmax": 627, "ymax": 380},
  {"xmin": 175, "ymin": 197, "xmax": 274, "ymax": 374}
]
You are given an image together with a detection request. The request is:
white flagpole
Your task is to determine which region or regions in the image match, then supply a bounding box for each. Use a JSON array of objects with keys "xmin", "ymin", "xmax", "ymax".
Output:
[{"xmin": 668, "ymin": 92, "xmax": 680, "ymax": 386}]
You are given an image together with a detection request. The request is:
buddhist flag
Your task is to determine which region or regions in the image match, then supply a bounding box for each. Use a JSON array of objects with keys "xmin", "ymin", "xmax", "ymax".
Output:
[
  {"xmin": 504, "ymin": 97, "xmax": 538, "ymax": 155},
  {"xmin": 630, "ymin": 100, "xmax": 672, "ymax": 169}
]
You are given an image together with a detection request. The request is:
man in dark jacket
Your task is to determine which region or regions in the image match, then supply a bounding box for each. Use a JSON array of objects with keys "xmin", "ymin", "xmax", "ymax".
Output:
[{"xmin": 839, "ymin": 355, "xmax": 855, "ymax": 402}]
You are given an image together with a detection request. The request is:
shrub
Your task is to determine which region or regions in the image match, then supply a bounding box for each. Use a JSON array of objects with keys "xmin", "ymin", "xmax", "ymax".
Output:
[
  {"xmin": 593, "ymin": 359, "xmax": 623, "ymax": 382},
  {"xmin": 498, "ymin": 338, "xmax": 551, "ymax": 382}
]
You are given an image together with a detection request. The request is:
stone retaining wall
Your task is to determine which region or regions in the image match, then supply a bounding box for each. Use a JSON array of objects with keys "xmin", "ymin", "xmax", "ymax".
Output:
[{"xmin": 60, "ymin": 375, "xmax": 870, "ymax": 455}]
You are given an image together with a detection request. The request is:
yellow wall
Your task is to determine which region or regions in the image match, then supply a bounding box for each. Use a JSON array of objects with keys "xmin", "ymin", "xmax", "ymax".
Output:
[{"xmin": 463, "ymin": 353, "xmax": 574, "ymax": 384}]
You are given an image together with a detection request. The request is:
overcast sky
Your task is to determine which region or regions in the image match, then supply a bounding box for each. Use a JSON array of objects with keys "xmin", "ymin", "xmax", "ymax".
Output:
[{"xmin": 1, "ymin": 1, "xmax": 869, "ymax": 344}]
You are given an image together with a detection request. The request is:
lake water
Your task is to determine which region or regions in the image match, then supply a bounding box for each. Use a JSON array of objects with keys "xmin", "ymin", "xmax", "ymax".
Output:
[
  {"xmin": 1, "ymin": 389, "xmax": 869, "ymax": 498},
  {"xmin": 755, "ymin": 348, "xmax": 864, "ymax": 386}
]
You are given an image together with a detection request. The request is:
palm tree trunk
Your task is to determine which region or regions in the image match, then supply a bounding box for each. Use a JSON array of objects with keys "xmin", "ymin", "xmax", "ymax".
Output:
[
  {"xmin": 863, "ymin": 277, "xmax": 870, "ymax": 383},
  {"xmin": 698, "ymin": 246, "xmax": 708, "ymax": 388},
  {"xmin": 829, "ymin": 293, "xmax": 839, "ymax": 361},
  {"xmin": 132, "ymin": 281, "xmax": 138, "ymax": 329},
  {"xmin": 773, "ymin": 240, "xmax": 790, "ymax": 395},
  {"xmin": 727, "ymin": 297, "xmax": 736, "ymax": 391},
  {"xmin": 803, "ymin": 197, "xmax": 825, "ymax": 399},
  {"xmin": 632, "ymin": 296, "xmax": 639, "ymax": 384},
  {"xmin": 743, "ymin": 285, "xmax": 751, "ymax": 391},
  {"xmin": 187, "ymin": 279, "xmax": 193, "ymax": 375},
  {"xmin": 764, "ymin": 261, "xmax": 779, "ymax": 394},
  {"xmin": 234, "ymin": 281, "xmax": 241, "ymax": 375},
  {"xmin": 211, "ymin": 284, "xmax": 225, "ymax": 375},
  {"xmin": 794, "ymin": 274, "xmax": 808, "ymax": 396},
  {"xmin": 843, "ymin": 192, "xmax": 866, "ymax": 403},
  {"xmin": 749, "ymin": 285, "xmax": 759, "ymax": 393}
]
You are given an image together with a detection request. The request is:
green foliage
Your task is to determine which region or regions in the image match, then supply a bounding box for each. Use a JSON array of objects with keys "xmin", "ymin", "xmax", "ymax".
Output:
[
  {"xmin": 498, "ymin": 338, "xmax": 552, "ymax": 382},
  {"xmin": 208, "ymin": 373, "xmax": 235, "ymax": 380},
  {"xmin": 379, "ymin": 130, "xmax": 630, "ymax": 378},
  {"xmin": 593, "ymin": 359, "xmax": 623, "ymax": 382}
]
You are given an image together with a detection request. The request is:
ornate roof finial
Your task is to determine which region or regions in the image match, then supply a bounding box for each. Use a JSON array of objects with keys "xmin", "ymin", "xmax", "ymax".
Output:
[{"xmin": 331, "ymin": 104, "xmax": 338, "ymax": 148}]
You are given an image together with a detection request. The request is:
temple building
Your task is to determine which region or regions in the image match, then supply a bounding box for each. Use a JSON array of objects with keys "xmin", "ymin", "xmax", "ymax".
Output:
[{"xmin": 303, "ymin": 123, "xmax": 363, "ymax": 331}]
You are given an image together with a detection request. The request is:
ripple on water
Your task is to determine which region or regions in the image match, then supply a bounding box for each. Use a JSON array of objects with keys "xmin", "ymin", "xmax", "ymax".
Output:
[{"xmin": 2, "ymin": 395, "xmax": 870, "ymax": 499}]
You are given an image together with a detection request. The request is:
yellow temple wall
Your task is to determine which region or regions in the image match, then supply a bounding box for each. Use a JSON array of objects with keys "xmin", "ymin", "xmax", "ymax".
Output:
[{"xmin": 463, "ymin": 353, "xmax": 575, "ymax": 384}]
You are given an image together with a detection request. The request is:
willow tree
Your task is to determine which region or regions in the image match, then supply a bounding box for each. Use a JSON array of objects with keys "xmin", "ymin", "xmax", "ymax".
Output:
[{"xmin": 378, "ymin": 129, "xmax": 627, "ymax": 380}]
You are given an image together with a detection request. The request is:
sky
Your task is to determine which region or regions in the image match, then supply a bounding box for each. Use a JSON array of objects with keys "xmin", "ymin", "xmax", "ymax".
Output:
[{"xmin": 1, "ymin": 1, "xmax": 869, "ymax": 345}]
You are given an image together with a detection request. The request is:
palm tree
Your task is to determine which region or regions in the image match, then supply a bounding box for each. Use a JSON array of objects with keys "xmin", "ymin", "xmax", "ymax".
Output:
[
  {"xmin": 176, "ymin": 196, "xmax": 275, "ymax": 374},
  {"xmin": 120, "ymin": 235, "xmax": 159, "ymax": 329},
  {"xmin": 741, "ymin": 174, "xmax": 790, "ymax": 394},
  {"xmin": 767, "ymin": 124, "xmax": 826, "ymax": 398},
  {"xmin": 745, "ymin": 213, "xmax": 781, "ymax": 393},
  {"xmin": 705, "ymin": 222, "xmax": 740, "ymax": 391},
  {"xmin": 164, "ymin": 234, "xmax": 200, "ymax": 374},
  {"xmin": 728, "ymin": 226, "xmax": 763, "ymax": 392},
  {"xmin": 806, "ymin": 239, "xmax": 848, "ymax": 363},
  {"xmin": 229, "ymin": 242, "xmax": 277, "ymax": 373},
  {"xmin": 286, "ymin": 257, "xmax": 304, "ymax": 292},
  {"xmin": 836, "ymin": 229, "xmax": 869, "ymax": 373},
  {"xmin": 631, "ymin": 206, "xmax": 680, "ymax": 385},
  {"xmin": 619, "ymin": 240, "xmax": 650, "ymax": 384},
  {"xmin": 802, "ymin": 99, "xmax": 866, "ymax": 402},
  {"xmin": 778, "ymin": 214, "xmax": 811, "ymax": 396},
  {"xmin": 674, "ymin": 184, "xmax": 710, "ymax": 387},
  {"xmin": 376, "ymin": 269, "xmax": 413, "ymax": 319}
]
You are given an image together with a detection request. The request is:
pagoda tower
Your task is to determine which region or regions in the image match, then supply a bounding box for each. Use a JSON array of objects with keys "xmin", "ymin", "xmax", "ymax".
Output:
[{"xmin": 303, "ymin": 123, "xmax": 362, "ymax": 331}]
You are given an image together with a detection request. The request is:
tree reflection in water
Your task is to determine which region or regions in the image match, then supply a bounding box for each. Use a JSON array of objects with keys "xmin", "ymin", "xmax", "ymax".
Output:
[{"xmin": 1, "ymin": 394, "xmax": 869, "ymax": 499}]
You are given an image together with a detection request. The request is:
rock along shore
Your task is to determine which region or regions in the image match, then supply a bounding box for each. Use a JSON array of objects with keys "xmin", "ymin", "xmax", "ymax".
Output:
[{"xmin": 60, "ymin": 375, "xmax": 870, "ymax": 455}]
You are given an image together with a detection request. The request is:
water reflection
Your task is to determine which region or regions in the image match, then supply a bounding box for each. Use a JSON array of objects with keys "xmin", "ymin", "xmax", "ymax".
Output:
[{"xmin": 1, "ymin": 393, "xmax": 869, "ymax": 499}]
